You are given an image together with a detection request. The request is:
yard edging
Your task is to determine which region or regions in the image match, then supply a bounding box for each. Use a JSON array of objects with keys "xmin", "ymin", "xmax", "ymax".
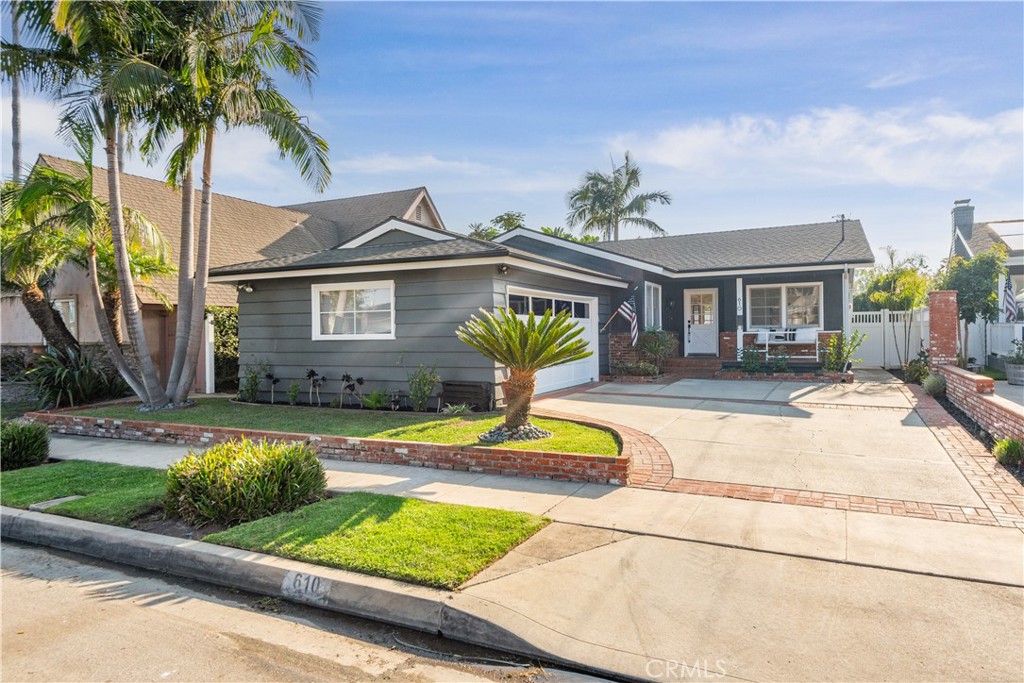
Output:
[{"xmin": 25, "ymin": 410, "xmax": 631, "ymax": 486}]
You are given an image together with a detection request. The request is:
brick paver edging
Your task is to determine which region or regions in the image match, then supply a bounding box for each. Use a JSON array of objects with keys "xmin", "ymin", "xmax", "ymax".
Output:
[
  {"xmin": 541, "ymin": 388, "xmax": 1023, "ymax": 528},
  {"xmin": 25, "ymin": 411, "xmax": 630, "ymax": 485}
]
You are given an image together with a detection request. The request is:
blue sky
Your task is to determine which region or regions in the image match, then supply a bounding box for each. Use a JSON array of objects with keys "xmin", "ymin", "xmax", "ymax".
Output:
[{"xmin": 4, "ymin": 1, "xmax": 1022, "ymax": 270}]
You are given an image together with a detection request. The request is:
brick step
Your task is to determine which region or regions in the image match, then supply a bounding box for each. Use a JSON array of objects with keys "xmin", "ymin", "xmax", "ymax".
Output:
[{"xmin": 664, "ymin": 358, "xmax": 723, "ymax": 369}]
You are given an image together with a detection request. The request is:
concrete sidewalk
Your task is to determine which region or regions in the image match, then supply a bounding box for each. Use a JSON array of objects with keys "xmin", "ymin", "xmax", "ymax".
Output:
[{"xmin": 48, "ymin": 434, "xmax": 1024, "ymax": 586}]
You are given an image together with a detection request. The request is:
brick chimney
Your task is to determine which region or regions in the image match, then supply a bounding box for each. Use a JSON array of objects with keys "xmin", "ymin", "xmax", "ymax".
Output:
[{"xmin": 952, "ymin": 199, "xmax": 975, "ymax": 240}]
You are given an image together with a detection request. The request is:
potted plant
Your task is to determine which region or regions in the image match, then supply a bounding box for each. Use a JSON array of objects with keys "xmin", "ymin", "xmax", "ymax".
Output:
[{"xmin": 1005, "ymin": 339, "xmax": 1024, "ymax": 386}]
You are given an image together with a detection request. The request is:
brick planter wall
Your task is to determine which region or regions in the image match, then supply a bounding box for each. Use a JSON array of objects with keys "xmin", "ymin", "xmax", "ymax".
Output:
[
  {"xmin": 26, "ymin": 411, "xmax": 631, "ymax": 485},
  {"xmin": 609, "ymin": 331, "xmax": 680, "ymax": 367},
  {"xmin": 936, "ymin": 366, "xmax": 1024, "ymax": 442}
]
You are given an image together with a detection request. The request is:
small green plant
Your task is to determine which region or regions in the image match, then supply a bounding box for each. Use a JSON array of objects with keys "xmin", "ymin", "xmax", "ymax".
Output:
[
  {"xmin": 286, "ymin": 380, "xmax": 301, "ymax": 406},
  {"xmin": 904, "ymin": 349, "xmax": 930, "ymax": 384},
  {"xmin": 740, "ymin": 346, "xmax": 763, "ymax": 373},
  {"xmin": 612, "ymin": 361, "xmax": 659, "ymax": 377},
  {"xmin": 820, "ymin": 331, "xmax": 865, "ymax": 372},
  {"xmin": 442, "ymin": 403, "xmax": 472, "ymax": 415},
  {"xmin": 768, "ymin": 346, "xmax": 790, "ymax": 373},
  {"xmin": 922, "ymin": 373, "xmax": 946, "ymax": 397},
  {"xmin": 407, "ymin": 363, "xmax": 441, "ymax": 412},
  {"xmin": 239, "ymin": 360, "xmax": 269, "ymax": 403},
  {"xmin": 1, "ymin": 421, "xmax": 50, "ymax": 471},
  {"xmin": 360, "ymin": 389, "xmax": 391, "ymax": 410},
  {"xmin": 638, "ymin": 329, "xmax": 674, "ymax": 373},
  {"xmin": 26, "ymin": 349, "xmax": 128, "ymax": 408},
  {"xmin": 165, "ymin": 438, "xmax": 326, "ymax": 526},
  {"xmin": 993, "ymin": 438, "xmax": 1023, "ymax": 467},
  {"xmin": 1005, "ymin": 339, "xmax": 1024, "ymax": 365}
]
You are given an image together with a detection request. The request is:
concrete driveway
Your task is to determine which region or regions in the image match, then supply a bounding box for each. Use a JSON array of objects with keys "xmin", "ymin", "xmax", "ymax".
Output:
[{"xmin": 537, "ymin": 376, "xmax": 986, "ymax": 509}]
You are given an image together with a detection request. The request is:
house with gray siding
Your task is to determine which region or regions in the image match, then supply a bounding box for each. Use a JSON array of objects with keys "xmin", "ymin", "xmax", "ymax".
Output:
[{"xmin": 211, "ymin": 210, "xmax": 875, "ymax": 406}]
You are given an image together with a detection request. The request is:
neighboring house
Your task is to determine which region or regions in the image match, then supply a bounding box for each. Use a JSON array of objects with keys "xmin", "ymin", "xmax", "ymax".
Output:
[
  {"xmin": 0, "ymin": 155, "xmax": 443, "ymax": 389},
  {"xmin": 209, "ymin": 217, "xmax": 874, "ymax": 405},
  {"xmin": 947, "ymin": 198, "xmax": 1023, "ymax": 363}
]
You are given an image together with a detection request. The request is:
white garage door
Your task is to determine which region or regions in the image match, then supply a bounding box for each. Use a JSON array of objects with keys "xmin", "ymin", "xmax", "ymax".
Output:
[{"xmin": 507, "ymin": 287, "xmax": 600, "ymax": 395}]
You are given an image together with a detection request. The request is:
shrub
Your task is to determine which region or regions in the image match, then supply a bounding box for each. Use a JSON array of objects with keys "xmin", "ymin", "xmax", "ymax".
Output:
[
  {"xmin": 360, "ymin": 388, "xmax": 391, "ymax": 410},
  {"xmin": 768, "ymin": 346, "xmax": 790, "ymax": 373},
  {"xmin": 820, "ymin": 331, "xmax": 865, "ymax": 372},
  {"xmin": 0, "ymin": 421, "xmax": 50, "ymax": 471},
  {"xmin": 612, "ymin": 361, "xmax": 659, "ymax": 377},
  {"xmin": 993, "ymin": 439, "xmax": 1023, "ymax": 467},
  {"xmin": 407, "ymin": 363, "xmax": 440, "ymax": 412},
  {"xmin": 287, "ymin": 380, "xmax": 301, "ymax": 406},
  {"xmin": 442, "ymin": 402, "xmax": 472, "ymax": 415},
  {"xmin": 638, "ymin": 329, "xmax": 674, "ymax": 372},
  {"xmin": 165, "ymin": 438, "xmax": 326, "ymax": 526},
  {"xmin": 207, "ymin": 306, "xmax": 239, "ymax": 392},
  {"xmin": 740, "ymin": 346, "xmax": 762, "ymax": 373},
  {"xmin": 904, "ymin": 349, "xmax": 930, "ymax": 384},
  {"xmin": 922, "ymin": 373, "xmax": 946, "ymax": 397},
  {"xmin": 0, "ymin": 350, "xmax": 30, "ymax": 381},
  {"xmin": 239, "ymin": 360, "xmax": 269, "ymax": 403},
  {"xmin": 26, "ymin": 349, "xmax": 128, "ymax": 408}
]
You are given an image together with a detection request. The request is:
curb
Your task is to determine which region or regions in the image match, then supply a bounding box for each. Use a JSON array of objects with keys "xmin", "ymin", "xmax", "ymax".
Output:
[{"xmin": 0, "ymin": 506, "xmax": 641, "ymax": 682}]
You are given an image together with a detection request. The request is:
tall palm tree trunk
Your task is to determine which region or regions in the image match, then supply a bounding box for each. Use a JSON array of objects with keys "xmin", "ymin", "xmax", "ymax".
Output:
[
  {"xmin": 10, "ymin": 0, "xmax": 21, "ymax": 182},
  {"xmin": 165, "ymin": 155, "xmax": 195, "ymax": 394},
  {"xmin": 104, "ymin": 118, "xmax": 167, "ymax": 407},
  {"xmin": 505, "ymin": 369, "xmax": 536, "ymax": 429},
  {"xmin": 102, "ymin": 289, "xmax": 123, "ymax": 344},
  {"xmin": 173, "ymin": 127, "xmax": 214, "ymax": 403},
  {"xmin": 20, "ymin": 283, "xmax": 78, "ymax": 354},
  {"xmin": 87, "ymin": 244, "xmax": 146, "ymax": 398}
]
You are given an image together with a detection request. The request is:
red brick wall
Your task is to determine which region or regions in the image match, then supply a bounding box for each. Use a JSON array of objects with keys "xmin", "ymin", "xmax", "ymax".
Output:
[
  {"xmin": 928, "ymin": 290, "xmax": 959, "ymax": 368},
  {"xmin": 609, "ymin": 331, "xmax": 679, "ymax": 367},
  {"xmin": 720, "ymin": 332, "xmax": 737, "ymax": 360},
  {"xmin": 27, "ymin": 411, "xmax": 631, "ymax": 485},
  {"xmin": 936, "ymin": 366, "xmax": 1024, "ymax": 442}
]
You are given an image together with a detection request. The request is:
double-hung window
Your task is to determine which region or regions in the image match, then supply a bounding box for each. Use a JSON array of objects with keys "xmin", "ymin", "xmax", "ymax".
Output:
[
  {"xmin": 312, "ymin": 281, "xmax": 395, "ymax": 340},
  {"xmin": 53, "ymin": 298, "xmax": 78, "ymax": 339},
  {"xmin": 747, "ymin": 283, "xmax": 821, "ymax": 329},
  {"xmin": 644, "ymin": 282, "xmax": 662, "ymax": 330}
]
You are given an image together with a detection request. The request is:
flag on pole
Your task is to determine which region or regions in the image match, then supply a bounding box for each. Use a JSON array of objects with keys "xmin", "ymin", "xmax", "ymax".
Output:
[
  {"xmin": 1004, "ymin": 276, "xmax": 1019, "ymax": 322},
  {"xmin": 616, "ymin": 295, "xmax": 638, "ymax": 346}
]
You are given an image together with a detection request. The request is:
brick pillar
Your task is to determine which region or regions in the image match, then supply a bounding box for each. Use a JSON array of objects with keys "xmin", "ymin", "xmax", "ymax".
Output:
[{"xmin": 928, "ymin": 290, "xmax": 958, "ymax": 368}]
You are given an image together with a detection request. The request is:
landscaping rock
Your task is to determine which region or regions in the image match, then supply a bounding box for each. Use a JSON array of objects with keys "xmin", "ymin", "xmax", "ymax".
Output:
[{"xmin": 478, "ymin": 423, "xmax": 553, "ymax": 443}]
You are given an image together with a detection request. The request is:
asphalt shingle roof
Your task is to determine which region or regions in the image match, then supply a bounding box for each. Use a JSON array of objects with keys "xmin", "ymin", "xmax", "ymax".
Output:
[
  {"xmin": 964, "ymin": 221, "xmax": 1024, "ymax": 257},
  {"xmin": 282, "ymin": 188, "xmax": 429, "ymax": 246},
  {"xmin": 595, "ymin": 220, "xmax": 874, "ymax": 272},
  {"xmin": 37, "ymin": 156, "xmax": 427, "ymax": 306}
]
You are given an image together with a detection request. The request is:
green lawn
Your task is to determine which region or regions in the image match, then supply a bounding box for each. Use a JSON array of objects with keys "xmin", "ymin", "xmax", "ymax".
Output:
[
  {"xmin": 981, "ymin": 367, "xmax": 1008, "ymax": 381},
  {"xmin": 0, "ymin": 460, "xmax": 166, "ymax": 526},
  {"xmin": 1, "ymin": 401, "xmax": 38, "ymax": 421},
  {"xmin": 206, "ymin": 492, "xmax": 549, "ymax": 589},
  {"xmin": 72, "ymin": 398, "xmax": 620, "ymax": 456}
]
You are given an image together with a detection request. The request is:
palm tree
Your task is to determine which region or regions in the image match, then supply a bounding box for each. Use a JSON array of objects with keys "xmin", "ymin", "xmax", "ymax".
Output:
[
  {"xmin": 9, "ymin": 1, "xmax": 22, "ymax": 181},
  {"xmin": 1, "ymin": 181, "xmax": 79, "ymax": 354},
  {"xmin": 456, "ymin": 308, "xmax": 591, "ymax": 432},
  {"xmin": 566, "ymin": 151, "xmax": 671, "ymax": 241}
]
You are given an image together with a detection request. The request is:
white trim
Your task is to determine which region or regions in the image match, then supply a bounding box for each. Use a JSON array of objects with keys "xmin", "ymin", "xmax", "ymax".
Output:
[
  {"xmin": 203, "ymin": 313, "xmax": 215, "ymax": 394},
  {"xmin": 644, "ymin": 281, "xmax": 662, "ymax": 330},
  {"xmin": 745, "ymin": 281, "xmax": 824, "ymax": 331},
  {"xmin": 311, "ymin": 280, "xmax": 396, "ymax": 341},
  {"xmin": 842, "ymin": 265, "xmax": 851, "ymax": 337},
  {"xmin": 955, "ymin": 229, "xmax": 975, "ymax": 258},
  {"xmin": 211, "ymin": 256, "xmax": 629, "ymax": 289},
  {"xmin": 336, "ymin": 219, "xmax": 453, "ymax": 249},
  {"xmin": 683, "ymin": 288, "xmax": 718, "ymax": 356},
  {"xmin": 492, "ymin": 228, "xmax": 665, "ymax": 274},
  {"xmin": 667, "ymin": 263, "xmax": 868, "ymax": 278},
  {"xmin": 403, "ymin": 189, "xmax": 446, "ymax": 231},
  {"xmin": 735, "ymin": 277, "xmax": 743, "ymax": 316},
  {"xmin": 1005, "ymin": 254, "xmax": 1023, "ymax": 267}
]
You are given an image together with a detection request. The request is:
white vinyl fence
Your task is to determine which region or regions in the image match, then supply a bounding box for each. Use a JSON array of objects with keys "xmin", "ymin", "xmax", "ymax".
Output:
[
  {"xmin": 966, "ymin": 320, "xmax": 1024, "ymax": 365},
  {"xmin": 851, "ymin": 309, "xmax": 928, "ymax": 369}
]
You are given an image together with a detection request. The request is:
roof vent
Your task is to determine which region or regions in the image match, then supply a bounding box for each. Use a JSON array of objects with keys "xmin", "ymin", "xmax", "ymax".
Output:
[{"xmin": 415, "ymin": 205, "xmax": 423, "ymax": 222}]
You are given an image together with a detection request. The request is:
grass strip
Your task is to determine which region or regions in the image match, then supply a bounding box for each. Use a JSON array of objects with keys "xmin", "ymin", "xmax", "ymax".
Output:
[
  {"xmin": 0, "ymin": 460, "xmax": 165, "ymax": 526},
  {"xmin": 206, "ymin": 492, "xmax": 550, "ymax": 589},
  {"xmin": 71, "ymin": 398, "xmax": 620, "ymax": 456}
]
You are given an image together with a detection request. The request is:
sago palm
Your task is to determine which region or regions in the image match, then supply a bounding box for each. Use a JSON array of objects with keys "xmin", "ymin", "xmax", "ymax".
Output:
[
  {"xmin": 456, "ymin": 308, "xmax": 592, "ymax": 431},
  {"xmin": 566, "ymin": 151, "xmax": 671, "ymax": 242}
]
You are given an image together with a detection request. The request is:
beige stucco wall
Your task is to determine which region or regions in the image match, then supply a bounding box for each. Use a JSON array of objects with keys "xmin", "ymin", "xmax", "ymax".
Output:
[{"xmin": 1, "ymin": 263, "xmax": 110, "ymax": 346}]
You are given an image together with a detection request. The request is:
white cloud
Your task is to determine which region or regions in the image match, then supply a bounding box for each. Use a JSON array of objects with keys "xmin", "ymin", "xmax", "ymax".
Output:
[
  {"xmin": 612, "ymin": 105, "xmax": 1023, "ymax": 191},
  {"xmin": 332, "ymin": 153, "xmax": 490, "ymax": 175}
]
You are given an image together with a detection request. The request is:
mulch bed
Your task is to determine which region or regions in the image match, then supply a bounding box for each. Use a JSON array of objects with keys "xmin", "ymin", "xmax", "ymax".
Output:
[{"xmin": 888, "ymin": 369, "xmax": 1024, "ymax": 486}]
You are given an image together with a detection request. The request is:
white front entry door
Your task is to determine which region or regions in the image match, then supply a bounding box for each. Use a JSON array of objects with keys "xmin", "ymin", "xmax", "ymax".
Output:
[{"xmin": 684, "ymin": 289, "xmax": 718, "ymax": 355}]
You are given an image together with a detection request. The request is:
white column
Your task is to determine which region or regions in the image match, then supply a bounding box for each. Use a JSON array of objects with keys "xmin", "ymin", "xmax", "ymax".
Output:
[
  {"xmin": 203, "ymin": 313, "xmax": 215, "ymax": 394},
  {"xmin": 735, "ymin": 277, "xmax": 744, "ymax": 360}
]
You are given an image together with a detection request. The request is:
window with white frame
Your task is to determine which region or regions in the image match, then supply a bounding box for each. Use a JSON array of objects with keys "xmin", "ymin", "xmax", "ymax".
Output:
[
  {"xmin": 53, "ymin": 298, "xmax": 78, "ymax": 339},
  {"xmin": 746, "ymin": 283, "xmax": 821, "ymax": 329},
  {"xmin": 644, "ymin": 282, "xmax": 662, "ymax": 329},
  {"xmin": 312, "ymin": 281, "xmax": 395, "ymax": 340}
]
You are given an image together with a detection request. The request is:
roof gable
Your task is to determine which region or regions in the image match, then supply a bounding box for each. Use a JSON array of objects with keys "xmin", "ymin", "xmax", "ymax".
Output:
[
  {"xmin": 282, "ymin": 187, "xmax": 444, "ymax": 246},
  {"xmin": 335, "ymin": 217, "xmax": 454, "ymax": 249}
]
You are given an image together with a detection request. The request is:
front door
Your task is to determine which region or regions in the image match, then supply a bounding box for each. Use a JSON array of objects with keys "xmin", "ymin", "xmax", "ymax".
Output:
[{"xmin": 684, "ymin": 289, "xmax": 718, "ymax": 356}]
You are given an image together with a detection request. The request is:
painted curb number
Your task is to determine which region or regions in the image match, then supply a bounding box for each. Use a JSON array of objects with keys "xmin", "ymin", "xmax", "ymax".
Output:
[{"xmin": 281, "ymin": 571, "xmax": 331, "ymax": 605}]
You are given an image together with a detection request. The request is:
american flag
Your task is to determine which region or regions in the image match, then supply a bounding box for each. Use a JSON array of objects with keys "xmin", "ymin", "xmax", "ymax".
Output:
[
  {"xmin": 1004, "ymin": 276, "xmax": 1018, "ymax": 323},
  {"xmin": 617, "ymin": 295, "xmax": 638, "ymax": 346}
]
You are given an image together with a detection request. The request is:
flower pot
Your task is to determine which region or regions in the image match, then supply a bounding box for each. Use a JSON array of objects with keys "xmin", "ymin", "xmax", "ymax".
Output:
[{"xmin": 1006, "ymin": 363, "xmax": 1024, "ymax": 386}]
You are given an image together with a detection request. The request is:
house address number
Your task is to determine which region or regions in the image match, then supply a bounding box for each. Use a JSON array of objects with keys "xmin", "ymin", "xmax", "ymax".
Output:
[{"xmin": 281, "ymin": 570, "xmax": 331, "ymax": 605}]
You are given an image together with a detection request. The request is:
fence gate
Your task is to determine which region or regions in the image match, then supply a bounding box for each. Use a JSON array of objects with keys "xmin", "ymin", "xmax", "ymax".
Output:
[{"xmin": 851, "ymin": 308, "xmax": 928, "ymax": 369}]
